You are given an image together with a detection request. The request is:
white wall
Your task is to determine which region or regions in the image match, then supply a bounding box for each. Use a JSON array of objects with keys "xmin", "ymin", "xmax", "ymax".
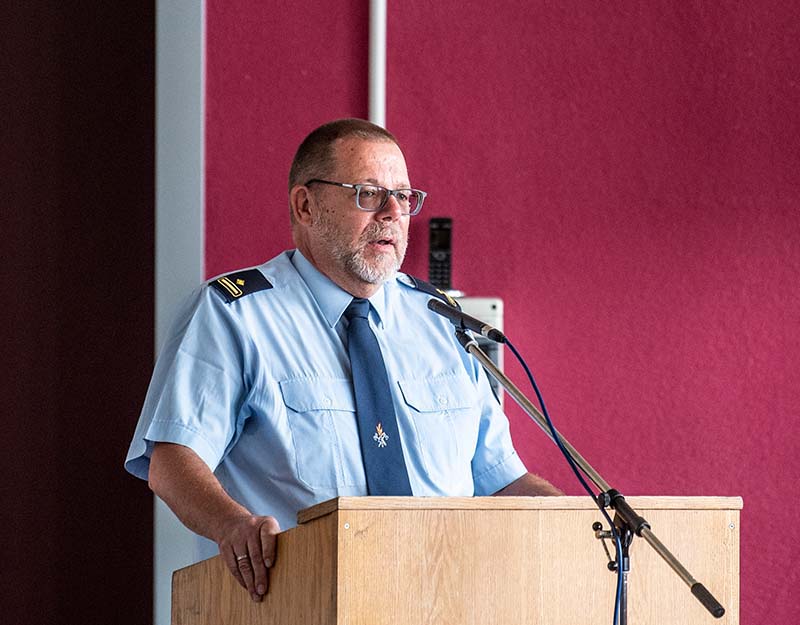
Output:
[{"xmin": 154, "ymin": 2, "xmax": 205, "ymax": 624}]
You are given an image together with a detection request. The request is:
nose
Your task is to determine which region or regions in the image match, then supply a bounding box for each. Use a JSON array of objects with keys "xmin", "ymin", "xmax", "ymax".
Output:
[{"xmin": 378, "ymin": 192, "xmax": 404, "ymax": 221}]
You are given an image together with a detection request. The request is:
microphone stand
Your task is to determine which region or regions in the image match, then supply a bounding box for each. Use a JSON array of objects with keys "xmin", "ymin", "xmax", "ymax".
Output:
[{"xmin": 454, "ymin": 329, "xmax": 726, "ymax": 621}]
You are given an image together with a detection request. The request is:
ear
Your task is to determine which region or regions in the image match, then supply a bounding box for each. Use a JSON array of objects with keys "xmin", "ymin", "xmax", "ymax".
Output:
[{"xmin": 289, "ymin": 184, "xmax": 315, "ymax": 226}]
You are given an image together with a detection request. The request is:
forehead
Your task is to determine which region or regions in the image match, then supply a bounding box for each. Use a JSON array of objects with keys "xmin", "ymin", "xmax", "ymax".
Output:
[{"xmin": 330, "ymin": 137, "xmax": 409, "ymax": 184}]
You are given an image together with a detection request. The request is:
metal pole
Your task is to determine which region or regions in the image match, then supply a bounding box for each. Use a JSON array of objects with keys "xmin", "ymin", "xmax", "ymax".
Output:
[
  {"xmin": 455, "ymin": 330, "xmax": 725, "ymax": 618},
  {"xmin": 368, "ymin": 0, "xmax": 387, "ymax": 127}
]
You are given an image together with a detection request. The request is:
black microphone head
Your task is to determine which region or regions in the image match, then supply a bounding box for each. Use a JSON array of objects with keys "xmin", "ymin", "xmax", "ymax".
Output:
[
  {"xmin": 485, "ymin": 327, "xmax": 506, "ymax": 343},
  {"xmin": 427, "ymin": 298, "xmax": 455, "ymax": 313}
]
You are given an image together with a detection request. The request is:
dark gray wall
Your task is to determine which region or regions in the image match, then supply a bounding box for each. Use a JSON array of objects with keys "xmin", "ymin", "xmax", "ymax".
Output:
[{"xmin": 1, "ymin": 3, "xmax": 155, "ymax": 623}]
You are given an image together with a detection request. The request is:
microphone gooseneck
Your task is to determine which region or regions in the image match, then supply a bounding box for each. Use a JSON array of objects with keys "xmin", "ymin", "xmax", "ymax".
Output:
[{"xmin": 427, "ymin": 298, "xmax": 506, "ymax": 343}]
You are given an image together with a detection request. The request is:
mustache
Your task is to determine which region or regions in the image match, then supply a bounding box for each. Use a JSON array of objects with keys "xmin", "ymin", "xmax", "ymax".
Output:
[{"xmin": 359, "ymin": 222, "xmax": 402, "ymax": 243}]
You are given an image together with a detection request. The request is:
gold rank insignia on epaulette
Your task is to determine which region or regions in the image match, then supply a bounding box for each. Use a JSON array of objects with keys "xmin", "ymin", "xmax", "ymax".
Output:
[
  {"xmin": 405, "ymin": 275, "xmax": 462, "ymax": 309},
  {"xmin": 209, "ymin": 268, "xmax": 273, "ymax": 303}
]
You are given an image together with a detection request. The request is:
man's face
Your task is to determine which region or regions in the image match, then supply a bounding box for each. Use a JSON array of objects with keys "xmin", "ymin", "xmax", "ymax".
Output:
[{"xmin": 304, "ymin": 138, "xmax": 411, "ymax": 295}]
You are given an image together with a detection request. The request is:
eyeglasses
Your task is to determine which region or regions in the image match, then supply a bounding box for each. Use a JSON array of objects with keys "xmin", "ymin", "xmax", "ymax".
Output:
[{"xmin": 305, "ymin": 179, "xmax": 427, "ymax": 216}]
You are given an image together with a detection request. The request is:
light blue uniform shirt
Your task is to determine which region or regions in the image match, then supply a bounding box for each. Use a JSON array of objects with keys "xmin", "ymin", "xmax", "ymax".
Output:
[{"xmin": 125, "ymin": 250, "xmax": 526, "ymax": 559}]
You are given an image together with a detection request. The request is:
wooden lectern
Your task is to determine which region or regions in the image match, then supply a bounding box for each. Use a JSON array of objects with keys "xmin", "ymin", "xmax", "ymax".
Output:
[{"xmin": 172, "ymin": 496, "xmax": 741, "ymax": 625}]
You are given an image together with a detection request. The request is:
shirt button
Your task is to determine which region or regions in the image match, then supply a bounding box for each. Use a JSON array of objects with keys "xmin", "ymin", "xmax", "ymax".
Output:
[
  {"xmin": 322, "ymin": 397, "xmax": 332, "ymax": 407},
  {"xmin": 437, "ymin": 395, "xmax": 448, "ymax": 406}
]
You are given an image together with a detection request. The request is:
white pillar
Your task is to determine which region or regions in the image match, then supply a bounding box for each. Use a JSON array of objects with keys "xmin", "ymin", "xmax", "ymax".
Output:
[
  {"xmin": 154, "ymin": 1, "xmax": 205, "ymax": 624},
  {"xmin": 369, "ymin": 0, "xmax": 387, "ymax": 127}
]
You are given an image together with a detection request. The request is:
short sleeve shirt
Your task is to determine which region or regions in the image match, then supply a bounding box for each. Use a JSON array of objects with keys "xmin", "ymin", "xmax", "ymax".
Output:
[{"xmin": 125, "ymin": 250, "xmax": 526, "ymax": 558}]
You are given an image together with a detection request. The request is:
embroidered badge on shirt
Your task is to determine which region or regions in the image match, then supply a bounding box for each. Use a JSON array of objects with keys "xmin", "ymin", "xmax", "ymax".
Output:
[
  {"xmin": 209, "ymin": 269, "xmax": 273, "ymax": 303},
  {"xmin": 435, "ymin": 287, "xmax": 459, "ymax": 307},
  {"xmin": 373, "ymin": 422, "xmax": 389, "ymax": 448},
  {"xmin": 217, "ymin": 276, "xmax": 243, "ymax": 299}
]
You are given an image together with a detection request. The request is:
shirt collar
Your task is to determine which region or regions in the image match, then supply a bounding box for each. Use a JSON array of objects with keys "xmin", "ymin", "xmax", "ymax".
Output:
[{"xmin": 290, "ymin": 249, "xmax": 389, "ymax": 329}]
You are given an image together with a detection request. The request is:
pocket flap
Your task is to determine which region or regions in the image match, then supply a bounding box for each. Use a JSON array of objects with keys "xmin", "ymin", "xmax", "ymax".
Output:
[
  {"xmin": 398, "ymin": 373, "xmax": 474, "ymax": 412},
  {"xmin": 279, "ymin": 378, "xmax": 355, "ymax": 412}
]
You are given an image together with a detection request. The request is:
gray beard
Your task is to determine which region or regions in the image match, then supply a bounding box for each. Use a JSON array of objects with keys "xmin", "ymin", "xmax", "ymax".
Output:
[
  {"xmin": 317, "ymin": 218, "xmax": 408, "ymax": 285},
  {"xmin": 343, "ymin": 249, "xmax": 401, "ymax": 284}
]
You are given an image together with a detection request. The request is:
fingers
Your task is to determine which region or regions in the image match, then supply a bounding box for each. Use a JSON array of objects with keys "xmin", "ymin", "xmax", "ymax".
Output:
[
  {"xmin": 246, "ymin": 533, "xmax": 268, "ymax": 600},
  {"xmin": 237, "ymin": 545, "xmax": 261, "ymax": 602},
  {"xmin": 218, "ymin": 515, "xmax": 281, "ymax": 602},
  {"xmin": 258, "ymin": 517, "xmax": 281, "ymax": 592},
  {"xmin": 260, "ymin": 517, "xmax": 280, "ymax": 568},
  {"xmin": 222, "ymin": 544, "xmax": 248, "ymax": 592}
]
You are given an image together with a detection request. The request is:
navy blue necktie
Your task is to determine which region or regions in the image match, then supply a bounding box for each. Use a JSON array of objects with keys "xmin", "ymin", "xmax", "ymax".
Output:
[{"xmin": 344, "ymin": 298, "xmax": 412, "ymax": 496}]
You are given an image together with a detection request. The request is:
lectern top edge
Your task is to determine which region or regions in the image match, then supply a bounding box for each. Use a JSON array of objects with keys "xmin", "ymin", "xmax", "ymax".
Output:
[{"xmin": 296, "ymin": 495, "xmax": 743, "ymax": 524}]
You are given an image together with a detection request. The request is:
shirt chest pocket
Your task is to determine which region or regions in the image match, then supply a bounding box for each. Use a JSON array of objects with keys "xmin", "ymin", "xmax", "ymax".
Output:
[
  {"xmin": 279, "ymin": 378, "xmax": 365, "ymax": 489},
  {"xmin": 398, "ymin": 373, "xmax": 480, "ymax": 481}
]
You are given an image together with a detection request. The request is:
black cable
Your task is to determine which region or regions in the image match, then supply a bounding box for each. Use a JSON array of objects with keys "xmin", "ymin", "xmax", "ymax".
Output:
[{"xmin": 504, "ymin": 337, "xmax": 624, "ymax": 625}]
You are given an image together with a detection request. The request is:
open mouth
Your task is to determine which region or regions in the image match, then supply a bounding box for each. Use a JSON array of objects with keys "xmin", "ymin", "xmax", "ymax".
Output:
[
  {"xmin": 369, "ymin": 234, "xmax": 395, "ymax": 248},
  {"xmin": 361, "ymin": 224, "xmax": 401, "ymax": 252}
]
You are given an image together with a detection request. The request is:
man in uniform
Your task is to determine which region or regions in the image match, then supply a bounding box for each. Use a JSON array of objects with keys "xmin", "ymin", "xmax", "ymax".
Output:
[{"xmin": 125, "ymin": 119, "xmax": 561, "ymax": 602}]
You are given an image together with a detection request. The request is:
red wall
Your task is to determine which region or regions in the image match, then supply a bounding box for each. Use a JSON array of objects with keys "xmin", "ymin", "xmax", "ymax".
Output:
[
  {"xmin": 205, "ymin": 0, "xmax": 369, "ymax": 272},
  {"xmin": 206, "ymin": 2, "xmax": 800, "ymax": 621}
]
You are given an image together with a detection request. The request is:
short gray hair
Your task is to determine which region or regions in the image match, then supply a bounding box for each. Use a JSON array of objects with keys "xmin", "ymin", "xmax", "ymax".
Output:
[{"xmin": 288, "ymin": 118, "xmax": 400, "ymax": 191}]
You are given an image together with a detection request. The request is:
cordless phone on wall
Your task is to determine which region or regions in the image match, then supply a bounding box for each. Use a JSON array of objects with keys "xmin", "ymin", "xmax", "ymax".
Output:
[
  {"xmin": 428, "ymin": 217, "xmax": 452, "ymax": 290},
  {"xmin": 427, "ymin": 216, "xmax": 505, "ymax": 404}
]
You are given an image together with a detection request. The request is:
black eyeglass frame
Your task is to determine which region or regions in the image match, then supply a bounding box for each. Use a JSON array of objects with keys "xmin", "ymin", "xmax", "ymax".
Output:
[{"xmin": 305, "ymin": 179, "xmax": 427, "ymax": 216}]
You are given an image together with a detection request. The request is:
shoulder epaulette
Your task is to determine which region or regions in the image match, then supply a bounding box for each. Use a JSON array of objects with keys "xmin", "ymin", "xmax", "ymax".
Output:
[
  {"xmin": 209, "ymin": 268, "xmax": 273, "ymax": 303},
  {"xmin": 404, "ymin": 275, "xmax": 461, "ymax": 309}
]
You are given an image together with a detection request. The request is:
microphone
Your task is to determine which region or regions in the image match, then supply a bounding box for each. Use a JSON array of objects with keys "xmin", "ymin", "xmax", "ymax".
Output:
[{"xmin": 427, "ymin": 298, "xmax": 506, "ymax": 343}]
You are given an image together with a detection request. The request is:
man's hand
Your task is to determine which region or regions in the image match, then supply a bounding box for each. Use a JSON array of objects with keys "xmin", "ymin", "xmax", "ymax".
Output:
[
  {"xmin": 216, "ymin": 514, "xmax": 281, "ymax": 602},
  {"xmin": 493, "ymin": 472, "xmax": 563, "ymax": 496},
  {"xmin": 148, "ymin": 442, "xmax": 282, "ymax": 602}
]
